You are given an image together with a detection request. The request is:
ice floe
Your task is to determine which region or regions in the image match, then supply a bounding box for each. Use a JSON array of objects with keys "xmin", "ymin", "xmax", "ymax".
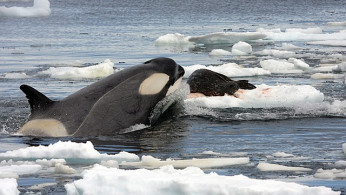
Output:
[
  {"xmin": 0, "ymin": 73, "xmax": 31, "ymax": 79},
  {"xmin": 185, "ymin": 84, "xmax": 324, "ymax": 108},
  {"xmin": 0, "ymin": 0, "xmax": 51, "ymax": 17},
  {"xmin": 257, "ymin": 28, "xmax": 346, "ymax": 42},
  {"xmin": 65, "ymin": 165, "xmax": 337, "ymax": 195},
  {"xmin": 122, "ymin": 155, "xmax": 249, "ymax": 169},
  {"xmin": 260, "ymin": 59, "xmax": 309, "ymax": 74},
  {"xmin": 209, "ymin": 49, "xmax": 232, "ymax": 56},
  {"xmin": 231, "ymin": 41, "xmax": 252, "ymax": 55},
  {"xmin": 343, "ymin": 143, "xmax": 346, "ymax": 154},
  {"xmin": 314, "ymin": 168, "xmax": 346, "ymax": 179},
  {"xmin": 308, "ymin": 40, "xmax": 346, "ymax": 47},
  {"xmin": 257, "ymin": 162, "xmax": 312, "ymax": 172},
  {"xmin": 38, "ymin": 59, "xmax": 115, "ymax": 80},
  {"xmin": 310, "ymin": 73, "xmax": 344, "ymax": 80},
  {"xmin": 328, "ymin": 21, "xmax": 346, "ymax": 26},
  {"xmin": 0, "ymin": 141, "xmax": 139, "ymax": 163},
  {"xmin": 0, "ymin": 178, "xmax": 19, "ymax": 195},
  {"xmin": 183, "ymin": 63, "xmax": 270, "ymax": 78},
  {"xmin": 156, "ymin": 32, "xmax": 266, "ymax": 45}
]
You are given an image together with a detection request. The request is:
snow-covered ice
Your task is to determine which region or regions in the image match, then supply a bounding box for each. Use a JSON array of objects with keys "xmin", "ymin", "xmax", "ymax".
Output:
[
  {"xmin": 314, "ymin": 168, "xmax": 346, "ymax": 179},
  {"xmin": 232, "ymin": 41, "xmax": 252, "ymax": 55},
  {"xmin": 183, "ymin": 63, "xmax": 270, "ymax": 78},
  {"xmin": 209, "ymin": 49, "xmax": 232, "ymax": 56},
  {"xmin": 38, "ymin": 59, "xmax": 115, "ymax": 80},
  {"xmin": 185, "ymin": 84, "xmax": 324, "ymax": 108},
  {"xmin": 260, "ymin": 59, "xmax": 308, "ymax": 74},
  {"xmin": 257, "ymin": 162, "xmax": 312, "ymax": 172},
  {"xmin": 65, "ymin": 165, "xmax": 337, "ymax": 195},
  {"xmin": 0, "ymin": 178, "xmax": 19, "ymax": 195},
  {"xmin": 0, "ymin": 0, "xmax": 51, "ymax": 17}
]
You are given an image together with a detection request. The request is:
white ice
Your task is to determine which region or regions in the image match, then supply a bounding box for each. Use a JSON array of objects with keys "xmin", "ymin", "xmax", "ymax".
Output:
[
  {"xmin": 308, "ymin": 40, "xmax": 346, "ymax": 47},
  {"xmin": 122, "ymin": 155, "xmax": 249, "ymax": 169},
  {"xmin": 260, "ymin": 59, "xmax": 309, "ymax": 74},
  {"xmin": 256, "ymin": 49, "xmax": 296, "ymax": 58},
  {"xmin": 328, "ymin": 21, "xmax": 346, "ymax": 26},
  {"xmin": 65, "ymin": 165, "xmax": 337, "ymax": 195},
  {"xmin": 0, "ymin": 178, "xmax": 19, "ymax": 195},
  {"xmin": 183, "ymin": 63, "xmax": 270, "ymax": 78},
  {"xmin": 231, "ymin": 41, "xmax": 252, "ymax": 55},
  {"xmin": 38, "ymin": 59, "xmax": 115, "ymax": 80},
  {"xmin": 185, "ymin": 84, "xmax": 324, "ymax": 109},
  {"xmin": 257, "ymin": 28, "xmax": 346, "ymax": 42},
  {"xmin": 272, "ymin": 152, "xmax": 294, "ymax": 158},
  {"xmin": 343, "ymin": 143, "xmax": 346, "ymax": 154},
  {"xmin": 311, "ymin": 73, "xmax": 344, "ymax": 80},
  {"xmin": 1, "ymin": 73, "xmax": 31, "ymax": 79},
  {"xmin": 257, "ymin": 162, "xmax": 312, "ymax": 172},
  {"xmin": 314, "ymin": 168, "xmax": 346, "ymax": 179},
  {"xmin": 0, "ymin": 141, "xmax": 139, "ymax": 163},
  {"xmin": 0, "ymin": 0, "xmax": 51, "ymax": 17},
  {"xmin": 156, "ymin": 32, "xmax": 266, "ymax": 45},
  {"xmin": 209, "ymin": 49, "xmax": 232, "ymax": 56}
]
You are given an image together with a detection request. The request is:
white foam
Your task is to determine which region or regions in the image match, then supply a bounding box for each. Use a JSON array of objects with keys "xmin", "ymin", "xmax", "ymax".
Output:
[
  {"xmin": 122, "ymin": 155, "xmax": 249, "ymax": 169},
  {"xmin": 209, "ymin": 49, "xmax": 232, "ymax": 56},
  {"xmin": 183, "ymin": 63, "xmax": 270, "ymax": 78},
  {"xmin": 188, "ymin": 32, "xmax": 266, "ymax": 45},
  {"xmin": 231, "ymin": 41, "xmax": 252, "ymax": 55},
  {"xmin": 38, "ymin": 59, "xmax": 115, "ymax": 80},
  {"xmin": 308, "ymin": 40, "xmax": 346, "ymax": 47},
  {"xmin": 0, "ymin": 0, "xmax": 51, "ymax": 17},
  {"xmin": 185, "ymin": 84, "xmax": 324, "ymax": 108},
  {"xmin": 257, "ymin": 28, "xmax": 346, "ymax": 42},
  {"xmin": 0, "ymin": 141, "xmax": 139, "ymax": 163},
  {"xmin": 0, "ymin": 178, "xmax": 19, "ymax": 195},
  {"xmin": 314, "ymin": 168, "xmax": 346, "ymax": 179},
  {"xmin": 257, "ymin": 162, "xmax": 312, "ymax": 172},
  {"xmin": 260, "ymin": 59, "xmax": 306, "ymax": 74},
  {"xmin": 65, "ymin": 165, "xmax": 337, "ymax": 195}
]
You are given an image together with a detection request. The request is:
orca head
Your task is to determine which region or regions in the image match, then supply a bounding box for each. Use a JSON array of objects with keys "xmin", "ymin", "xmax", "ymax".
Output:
[{"xmin": 140, "ymin": 58, "xmax": 185, "ymax": 96}]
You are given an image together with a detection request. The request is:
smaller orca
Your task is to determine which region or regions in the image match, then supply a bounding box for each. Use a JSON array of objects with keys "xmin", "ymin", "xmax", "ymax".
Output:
[
  {"xmin": 187, "ymin": 69, "xmax": 256, "ymax": 96},
  {"xmin": 19, "ymin": 58, "xmax": 185, "ymax": 137}
]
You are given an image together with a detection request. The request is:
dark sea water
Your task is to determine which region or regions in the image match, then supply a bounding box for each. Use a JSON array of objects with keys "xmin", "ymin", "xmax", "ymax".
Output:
[{"xmin": 0, "ymin": 0, "xmax": 346, "ymax": 194}]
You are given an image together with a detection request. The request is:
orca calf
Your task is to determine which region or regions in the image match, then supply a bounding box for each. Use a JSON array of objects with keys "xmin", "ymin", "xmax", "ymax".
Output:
[
  {"xmin": 187, "ymin": 69, "xmax": 256, "ymax": 96},
  {"xmin": 19, "ymin": 58, "xmax": 185, "ymax": 137}
]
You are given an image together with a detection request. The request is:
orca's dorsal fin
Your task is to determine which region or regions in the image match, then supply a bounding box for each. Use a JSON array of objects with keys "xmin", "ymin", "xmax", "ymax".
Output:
[{"xmin": 20, "ymin": 85, "xmax": 55, "ymax": 115}]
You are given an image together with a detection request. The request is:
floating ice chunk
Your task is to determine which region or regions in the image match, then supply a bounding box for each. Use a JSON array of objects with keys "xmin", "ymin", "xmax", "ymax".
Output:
[
  {"xmin": 288, "ymin": 58, "xmax": 310, "ymax": 70},
  {"xmin": 188, "ymin": 32, "xmax": 266, "ymax": 45},
  {"xmin": 183, "ymin": 63, "xmax": 270, "ymax": 78},
  {"xmin": 311, "ymin": 73, "xmax": 344, "ymax": 80},
  {"xmin": 38, "ymin": 59, "xmax": 115, "ymax": 80},
  {"xmin": 260, "ymin": 59, "xmax": 304, "ymax": 74},
  {"xmin": 334, "ymin": 63, "xmax": 346, "ymax": 72},
  {"xmin": 100, "ymin": 160, "xmax": 119, "ymax": 168},
  {"xmin": 155, "ymin": 33, "xmax": 191, "ymax": 45},
  {"xmin": 36, "ymin": 159, "xmax": 66, "ymax": 167},
  {"xmin": 209, "ymin": 49, "xmax": 232, "ymax": 56},
  {"xmin": 335, "ymin": 161, "xmax": 346, "ymax": 168},
  {"xmin": 278, "ymin": 43, "xmax": 302, "ymax": 51},
  {"xmin": 0, "ymin": 178, "xmax": 19, "ymax": 195},
  {"xmin": 308, "ymin": 40, "xmax": 346, "ymax": 47},
  {"xmin": 257, "ymin": 162, "xmax": 311, "ymax": 172},
  {"xmin": 272, "ymin": 152, "xmax": 294, "ymax": 158},
  {"xmin": 0, "ymin": 141, "xmax": 139, "ymax": 163},
  {"xmin": 257, "ymin": 28, "xmax": 346, "ymax": 41},
  {"xmin": 122, "ymin": 155, "xmax": 249, "ymax": 169},
  {"xmin": 328, "ymin": 21, "xmax": 346, "ymax": 26},
  {"xmin": 55, "ymin": 163, "xmax": 77, "ymax": 174},
  {"xmin": 185, "ymin": 84, "xmax": 324, "ymax": 109},
  {"xmin": 232, "ymin": 41, "xmax": 252, "ymax": 55},
  {"xmin": 256, "ymin": 49, "xmax": 296, "ymax": 58},
  {"xmin": 312, "ymin": 65, "xmax": 339, "ymax": 73},
  {"xmin": 65, "ymin": 165, "xmax": 337, "ymax": 195},
  {"xmin": 1, "ymin": 73, "xmax": 31, "ymax": 79},
  {"xmin": 293, "ymin": 100, "xmax": 346, "ymax": 117},
  {"xmin": 314, "ymin": 168, "xmax": 346, "ymax": 179},
  {"xmin": 0, "ymin": 0, "xmax": 51, "ymax": 17},
  {"xmin": 343, "ymin": 143, "xmax": 346, "ymax": 154},
  {"xmin": 0, "ymin": 164, "xmax": 42, "ymax": 175}
]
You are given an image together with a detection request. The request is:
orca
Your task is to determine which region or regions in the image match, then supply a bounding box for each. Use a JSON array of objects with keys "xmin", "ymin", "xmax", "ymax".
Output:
[
  {"xmin": 187, "ymin": 69, "xmax": 256, "ymax": 96},
  {"xmin": 19, "ymin": 57, "xmax": 185, "ymax": 137}
]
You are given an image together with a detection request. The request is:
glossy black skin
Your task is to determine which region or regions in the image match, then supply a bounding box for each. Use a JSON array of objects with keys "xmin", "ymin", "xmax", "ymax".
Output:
[
  {"xmin": 20, "ymin": 58, "xmax": 185, "ymax": 137},
  {"xmin": 187, "ymin": 69, "xmax": 256, "ymax": 96}
]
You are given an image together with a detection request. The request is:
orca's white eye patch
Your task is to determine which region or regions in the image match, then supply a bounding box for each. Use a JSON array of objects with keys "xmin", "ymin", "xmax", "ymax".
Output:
[
  {"xmin": 139, "ymin": 73, "xmax": 169, "ymax": 95},
  {"xmin": 19, "ymin": 119, "xmax": 68, "ymax": 137}
]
